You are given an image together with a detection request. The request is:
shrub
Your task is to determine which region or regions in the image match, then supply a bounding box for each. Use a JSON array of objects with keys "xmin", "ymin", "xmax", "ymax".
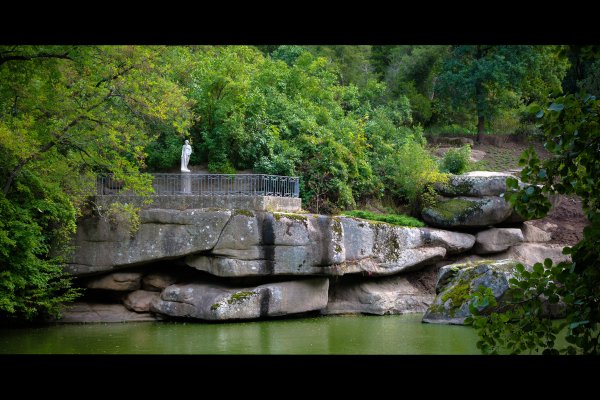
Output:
[
  {"xmin": 383, "ymin": 139, "xmax": 448, "ymax": 213},
  {"xmin": 342, "ymin": 210, "xmax": 425, "ymax": 227},
  {"xmin": 515, "ymin": 122, "xmax": 543, "ymax": 138},
  {"xmin": 440, "ymin": 145, "xmax": 471, "ymax": 174},
  {"xmin": 425, "ymin": 123, "xmax": 476, "ymax": 137}
]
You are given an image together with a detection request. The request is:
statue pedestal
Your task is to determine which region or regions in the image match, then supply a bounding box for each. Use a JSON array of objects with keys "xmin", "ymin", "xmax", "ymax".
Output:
[{"xmin": 181, "ymin": 171, "xmax": 191, "ymax": 194}]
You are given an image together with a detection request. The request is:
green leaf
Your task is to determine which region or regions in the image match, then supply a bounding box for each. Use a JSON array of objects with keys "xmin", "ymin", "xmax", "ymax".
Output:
[
  {"xmin": 506, "ymin": 177, "xmax": 518, "ymax": 189},
  {"xmin": 548, "ymin": 103, "xmax": 564, "ymax": 112},
  {"xmin": 569, "ymin": 320, "xmax": 589, "ymax": 330}
]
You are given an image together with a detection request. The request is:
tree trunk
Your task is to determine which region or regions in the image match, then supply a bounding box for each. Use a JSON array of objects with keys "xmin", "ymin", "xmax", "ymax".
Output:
[
  {"xmin": 477, "ymin": 114, "xmax": 485, "ymax": 144},
  {"xmin": 475, "ymin": 71, "xmax": 485, "ymax": 144}
]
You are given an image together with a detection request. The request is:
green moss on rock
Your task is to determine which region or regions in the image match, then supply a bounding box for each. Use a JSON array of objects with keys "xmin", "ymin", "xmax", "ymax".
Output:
[
  {"xmin": 273, "ymin": 212, "xmax": 308, "ymax": 226},
  {"xmin": 427, "ymin": 198, "xmax": 480, "ymax": 221},
  {"xmin": 234, "ymin": 209, "xmax": 255, "ymax": 217},
  {"xmin": 441, "ymin": 281, "xmax": 471, "ymax": 317},
  {"xmin": 332, "ymin": 217, "xmax": 343, "ymax": 236},
  {"xmin": 442, "ymin": 178, "xmax": 474, "ymax": 196},
  {"xmin": 227, "ymin": 291, "xmax": 257, "ymax": 305}
]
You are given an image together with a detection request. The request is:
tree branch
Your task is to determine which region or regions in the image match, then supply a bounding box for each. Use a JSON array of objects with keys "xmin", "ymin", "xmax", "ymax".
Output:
[
  {"xmin": 95, "ymin": 65, "xmax": 134, "ymax": 88},
  {"xmin": 2, "ymin": 92, "xmax": 114, "ymax": 195},
  {"xmin": 0, "ymin": 52, "xmax": 72, "ymax": 66}
]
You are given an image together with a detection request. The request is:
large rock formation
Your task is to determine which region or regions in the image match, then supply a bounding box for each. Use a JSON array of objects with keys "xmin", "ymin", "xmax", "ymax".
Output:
[
  {"xmin": 150, "ymin": 278, "xmax": 329, "ymax": 321},
  {"xmin": 422, "ymin": 171, "xmax": 525, "ymax": 228},
  {"xmin": 323, "ymin": 275, "xmax": 434, "ymax": 315},
  {"xmin": 70, "ymin": 209, "xmax": 475, "ymax": 278},
  {"xmin": 187, "ymin": 214, "xmax": 475, "ymax": 277},
  {"xmin": 59, "ymin": 303, "xmax": 158, "ymax": 323},
  {"xmin": 422, "ymin": 259, "xmax": 519, "ymax": 325},
  {"xmin": 62, "ymin": 173, "xmax": 573, "ymax": 324},
  {"xmin": 68, "ymin": 209, "xmax": 231, "ymax": 275}
]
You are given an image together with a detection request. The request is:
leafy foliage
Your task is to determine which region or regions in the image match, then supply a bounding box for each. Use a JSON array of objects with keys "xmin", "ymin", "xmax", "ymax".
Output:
[
  {"xmin": 467, "ymin": 80, "xmax": 600, "ymax": 354},
  {"xmin": 341, "ymin": 209, "xmax": 425, "ymax": 227},
  {"xmin": 440, "ymin": 145, "xmax": 471, "ymax": 174},
  {"xmin": 435, "ymin": 45, "xmax": 568, "ymax": 141},
  {"xmin": 181, "ymin": 46, "xmax": 436, "ymax": 214},
  {"xmin": 0, "ymin": 46, "xmax": 192, "ymax": 319},
  {"xmin": 465, "ymin": 261, "xmax": 564, "ymax": 354}
]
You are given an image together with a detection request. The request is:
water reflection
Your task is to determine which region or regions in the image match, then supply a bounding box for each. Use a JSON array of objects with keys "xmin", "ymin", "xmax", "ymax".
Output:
[{"xmin": 0, "ymin": 314, "xmax": 480, "ymax": 355}]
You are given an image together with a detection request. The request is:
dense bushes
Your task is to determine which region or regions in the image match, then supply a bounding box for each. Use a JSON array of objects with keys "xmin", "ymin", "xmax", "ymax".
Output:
[
  {"xmin": 146, "ymin": 46, "xmax": 443, "ymax": 215},
  {"xmin": 440, "ymin": 145, "xmax": 471, "ymax": 174}
]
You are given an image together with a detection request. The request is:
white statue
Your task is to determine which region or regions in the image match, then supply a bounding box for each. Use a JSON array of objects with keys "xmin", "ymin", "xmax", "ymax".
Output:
[{"xmin": 181, "ymin": 139, "xmax": 192, "ymax": 172}]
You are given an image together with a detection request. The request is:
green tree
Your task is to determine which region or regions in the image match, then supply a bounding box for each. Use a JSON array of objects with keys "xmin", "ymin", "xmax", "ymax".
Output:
[
  {"xmin": 466, "ymin": 48, "xmax": 600, "ymax": 354},
  {"xmin": 0, "ymin": 45, "xmax": 192, "ymax": 319},
  {"xmin": 306, "ymin": 45, "xmax": 375, "ymax": 88},
  {"xmin": 436, "ymin": 45, "xmax": 568, "ymax": 142},
  {"xmin": 384, "ymin": 45, "xmax": 448, "ymax": 125}
]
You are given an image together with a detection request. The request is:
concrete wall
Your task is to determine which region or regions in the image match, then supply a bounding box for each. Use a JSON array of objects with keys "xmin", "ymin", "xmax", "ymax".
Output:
[{"xmin": 94, "ymin": 195, "xmax": 301, "ymax": 212}]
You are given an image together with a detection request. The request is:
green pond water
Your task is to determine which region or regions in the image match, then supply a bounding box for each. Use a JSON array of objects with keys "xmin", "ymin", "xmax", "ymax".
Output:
[{"xmin": 0, "ymin": 313, "xmax": 481, "ymax": 354}]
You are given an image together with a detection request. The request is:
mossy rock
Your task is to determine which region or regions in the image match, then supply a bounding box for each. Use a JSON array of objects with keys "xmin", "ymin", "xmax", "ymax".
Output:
[
  {"xmin": 436, "ymin": 171, "xmax": 515, "ymax": 197},
  {"xmin": 421, "ymin": 196, "xmax": 513, "ymax": 228},
  {"xmin": 422, "ymin": 259, "xmax": 520, "ymax": 325},
  {"xmin": 273, "ymin": 212, "xmax": 309, "ymax": 226}
]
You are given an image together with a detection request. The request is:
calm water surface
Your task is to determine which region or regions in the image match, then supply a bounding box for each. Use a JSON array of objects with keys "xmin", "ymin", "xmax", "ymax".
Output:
[{"xmin": 0, "ymin": 314, "xmax": 480, "ymax": 354}]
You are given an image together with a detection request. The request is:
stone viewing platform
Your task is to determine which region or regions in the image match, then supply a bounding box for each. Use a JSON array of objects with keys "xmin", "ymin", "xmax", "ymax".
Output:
[{"xmin": 96, "ymin": 173, "xmax": 302, "ymax": 212}]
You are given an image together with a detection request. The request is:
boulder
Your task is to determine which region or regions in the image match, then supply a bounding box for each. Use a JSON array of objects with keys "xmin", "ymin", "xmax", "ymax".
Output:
[
  {"xmin": 123, "ymin": 290, "xmax": 160, "ymax": 312},
  {"xmin": 423, "ymin": 259, "xmax": 519, "ymax": 325},
  {"xmin": 84, "ymin": 272, "xmax": 143, "ymax": 291},
  {"xmin": 469, "ymin": 150, "xmax": 486, "ymax": 163},
  {"xmin": 142, "ymin": 272, "xmax": 178, "ymax": 292},
  {"xmin": 436, "ymin": 171, "xmax": 514, "ymax": 197},
  {"xmin": 67, "ymin": 209, "xmax": 232, "ymax": 276},
  {"xmin": 58, "ymin": 303, "xmax": 157, "ymax": 323},
  {"xmin": 422, "ymin": 196, "xmax": 514, "ymax": 228},
  {"xmin": 150, "ymin": 278, "xmax": 329, "ymax": 321},
  {"xmin": 474, "ymin": 228, "xmax": 524, "ymax": 254},
  {"xmin": 453, "ymin": 242, "xmax": 571, "ymax": 269},
  {"xmin": 419, "ymin": 228, "xmax": 475, "ymax": 254},
  {"xmin": 322, "ymin": 275, "xmax": 434, "ymax": 315},
  {"xmin": 521, "ymin": 221, "xmax": 552, "ymax": 243},
  {"xmin": 497, "ymin": 243, "xmax": 571, "ymax": 266}
]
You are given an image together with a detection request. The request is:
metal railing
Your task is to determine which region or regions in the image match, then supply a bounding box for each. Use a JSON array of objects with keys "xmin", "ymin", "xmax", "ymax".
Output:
[{"xmin": 97, "ymin": 173, "xmax": 300, "ymax": 198}]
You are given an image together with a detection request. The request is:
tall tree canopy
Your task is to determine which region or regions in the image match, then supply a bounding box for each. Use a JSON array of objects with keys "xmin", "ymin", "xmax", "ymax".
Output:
[
  {"xmin": 436, "ymin": 45, "xmax": 568, "ymax": 142},
  {"xmin": 0, "ymin": 45, "xmax": 192, "ymax": 319}
]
